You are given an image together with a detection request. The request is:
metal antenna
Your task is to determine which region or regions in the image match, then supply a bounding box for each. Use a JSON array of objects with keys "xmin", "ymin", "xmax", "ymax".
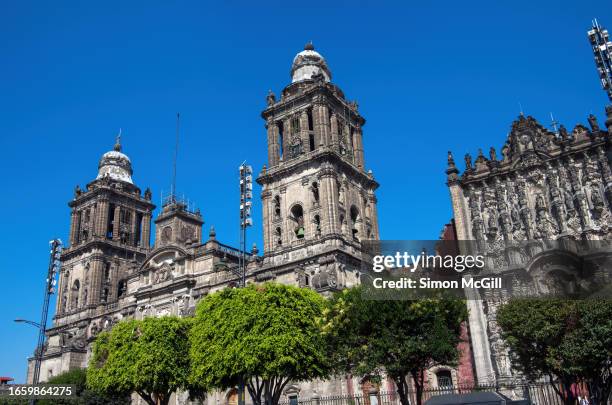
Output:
[
  {"xmin": 588, "ymin": 19, "xmax": 612, "ymax": 102},
  {"xmin": 172, "ymin": 113, "xmax": 180, "ymax": 199},
  {"xmin": 518, "ymin": 102, "xmax": 524, "ymax": 116}
]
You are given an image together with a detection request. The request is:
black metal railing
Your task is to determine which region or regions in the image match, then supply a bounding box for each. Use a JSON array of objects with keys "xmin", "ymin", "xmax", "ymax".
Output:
[{"xmin": 277, "ymin": 382, "xmax": 611, "ymax": 405}]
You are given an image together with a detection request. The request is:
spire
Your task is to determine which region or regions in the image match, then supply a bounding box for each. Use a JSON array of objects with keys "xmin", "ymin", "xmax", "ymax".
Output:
[
  {"xmin": 114, "ymin": 129, "xmax": 122, "ymax": 152},
  {"xmin": 304, "ymin": 41, "xmax": 315, "ymax": 51}
]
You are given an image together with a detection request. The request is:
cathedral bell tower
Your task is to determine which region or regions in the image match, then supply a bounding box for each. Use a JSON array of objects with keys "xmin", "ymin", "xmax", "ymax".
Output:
[
  {"xmin": 55, "ymin": 136, "xmax": 155, "ymax": 320},
  {"xmin": 257, "ymin": 43, "xmax": 379, "ymax": 291}
]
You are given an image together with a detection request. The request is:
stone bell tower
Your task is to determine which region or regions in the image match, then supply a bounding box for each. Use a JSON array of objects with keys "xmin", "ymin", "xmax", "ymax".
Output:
[
  {"xmin": 55, "ymin": 136, "xmax": 155, "ymax": 319},
  {"xmin": 257, "ymin": 43, "xmax": 379, "ymax": 292}
]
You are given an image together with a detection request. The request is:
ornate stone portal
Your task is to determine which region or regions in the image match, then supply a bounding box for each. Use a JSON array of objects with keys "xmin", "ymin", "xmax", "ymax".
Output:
[{"xmin": 447, "ymin": 107, "xmax": 612, "ymax": 384}]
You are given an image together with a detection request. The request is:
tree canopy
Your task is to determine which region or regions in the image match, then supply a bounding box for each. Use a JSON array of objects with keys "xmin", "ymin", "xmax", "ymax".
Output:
[
  {"xmin": 189, "ymin": 283, "xmax": 330, "ymax": 405},
  {"xmin": 324, "ymin": 286, "xmax": 467, "ymax": 405},
  {"xmin": 497, "ymin": 299, "xmax": 612, "ymax": 405},
  {"xmin": 86, "ymin": 316, "xmax": 190, "ymax": 405}
]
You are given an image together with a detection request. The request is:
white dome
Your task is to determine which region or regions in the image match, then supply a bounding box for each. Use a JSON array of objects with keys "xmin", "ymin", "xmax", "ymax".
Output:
[
  {"xmin": 291, "ymin": 43, "xmax": 332, "ymax": 83},
  {"xmin": 96, "ymin": 138, "xmax": 133, "ymax": 184}
]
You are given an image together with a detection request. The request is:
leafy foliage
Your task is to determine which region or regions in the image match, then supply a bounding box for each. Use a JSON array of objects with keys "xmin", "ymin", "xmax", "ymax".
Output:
[
  {"xmin": 86, "ymin": 316, "xmax": 190, "ymax": 405},
  {"xmin": 497, "ymin": 299, "xmax": 612, "ymax": 405},
  {"xmin": 189, "ymin": 283, "xmax": 330, "ymax": 405},
  {"xmin": 324, "ymin": 286, "xmax": 467, "ymax": 405},
  {"xmin": 36, "ymin": 368, "xmax": 130, "ymax": 405}
]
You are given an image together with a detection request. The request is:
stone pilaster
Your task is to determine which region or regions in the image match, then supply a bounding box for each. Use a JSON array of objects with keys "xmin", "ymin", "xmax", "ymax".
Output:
[
  {"xmin": 300, "ymin": 110, "xmax": 309, "ymax": 152},
  {"xmin": 330, "ymin": 113, "xmax": 338, "ymax": 147},
  {"xmin": 354, "ymin": 126, "xmax": 364, "ymax": 169},
  {"xmin": 141, "ymin": 212, "xmax": 151, "ymax": 248},
  {"xmin": 69, "ymin": 209, "xmax": 78, "ymax": 246},
  {"xmin": 96, "ymin": 199, "xmax": 109, "ymax": 238},
  {"xmin": 261, "ymin": 190, "xmax": 272, "ymax": 253},
  {"xmin": 267, "ymin": 119, "xmax": 280, "ymax": 167},
  {"xmin": 112, "ymin": 205, "xmax": 121, "ymax": 241},
  {"xmin": 319, "ymin": 169, "xmax": 339, "ymax": 236},
  {"xmin": 89, "ymin": 258, "xmax": 104, "ymax": 305}
]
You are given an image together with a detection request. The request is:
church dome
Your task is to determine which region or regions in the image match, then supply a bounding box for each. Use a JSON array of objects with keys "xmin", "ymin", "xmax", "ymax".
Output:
[
  {"xmin": 291, "ymin": 42, "xmax": 332, "ymax": 83},
  {"xmin": 96, "ymin": 136, "xmax": 133, "ymax": 184}
]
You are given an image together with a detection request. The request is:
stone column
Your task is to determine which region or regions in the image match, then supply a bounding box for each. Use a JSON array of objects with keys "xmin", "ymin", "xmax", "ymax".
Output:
[
  {"xmin": 355, "ymin": 126, "xmax": 365, "ymax": 169},
  {"xmin": 69, "ymin": 209, "xmax": 79, "ymax": 246},
  {"xmin": 282, "ymin": 118, "xmax": 291, "ymax": 158},
  {"xmin": 96, "ymin": 199, "xmax": 109, "ymax": 238},
  {"xmin": 320, "ymin": 105, "xmax": 331, "ymax": 146},
  {"xmin": 280, "ymin": 188, "xmax": 290, "ymax": 246},
  {"xmin": 261, "ymin": 190, "xmax": 272, "ymax": 253},
  {"xmin": 312, "ymin": 104, "xmax": 323, "ymax": 148},
  {"xmin": 267, "ymin": 119, "xmax": 280, "ymax": 167},
  {"xmin": 300, "ymin": 111, "xmax": 309, "ymax": 152},
  {"xmin": 319, "ymin": 170, "xmax": 339, "ymax": 236},
  {"xmin": 141, "ymin": 212, "xmax": 151, "ymax": 248},
  {"xmin": 368, "ymin": 195, "xmax": 380, "ymax": 239},
  {"xmin": 330, "ymin": 113, "xmax": 338, "ymax": 147},
  {"xmin": 130, "ymin": 209, "xmax": 138, "ymax": 247},
  {"xmin": 89, "ymin": 258, "xmax": 104, "ymax": 305},
  {"xmin": 112, "ymin": 205, "xmax": 121, "ymax": 241}
]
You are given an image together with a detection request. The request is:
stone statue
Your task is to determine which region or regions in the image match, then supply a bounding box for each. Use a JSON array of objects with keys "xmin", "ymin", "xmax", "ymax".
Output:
[
  {"xmin": 591, "ymin": 185, "xmax": 604, "ymax": 210},
  {"xmin": 489, "ymin": 147, "xmax": 497, "ymax": 162},
  {"xmin": 144, "ymin": 187, "xmax": 152, "ymax": 200},
  {"xmin": 74, "ymin": 185, "xmax": 82, "ymax": 197},
  {"xmin": 266, "ymin": 90, "xmax": 276, "ymax": 106},
  {"xmin": 464, "ymin": 153, "xmax": 473, "ymax": 171},
  {"xmin": 588, "ymin": 114, "xmax": 600, "ymax": 132}
]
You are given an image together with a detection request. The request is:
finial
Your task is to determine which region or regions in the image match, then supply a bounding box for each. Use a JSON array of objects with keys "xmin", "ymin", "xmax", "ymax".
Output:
[
  {"xmin": 304, "ymin": 41, "xmax": 315, "ymax": 51},
  {"xmin": 489, "ymin": 147, "xmax": 497, "ymax": 161},
  {"xmin": 251, "ymin": 243, "xmax": 259, "ymax": 255},
  {"xmin": 446, "ymin": 151, "xmax": 459, "ymax": 181},
  {"xmin": 114, "ymin": 128, "xmax": 122, "ymax": 152},
  {"xmin": 209, "ymin": 225, "xmax": 216, "ymax": 240}
]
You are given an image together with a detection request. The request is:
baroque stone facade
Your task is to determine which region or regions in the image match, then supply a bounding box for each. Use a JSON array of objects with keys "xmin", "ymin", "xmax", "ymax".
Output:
[
  {"xmin": 446, "ymin": 107, "xmax": 612, "ymax": 386},
  {"xmin": 30, "ymin": 44, "xmax": 445, "ymax": 404}
]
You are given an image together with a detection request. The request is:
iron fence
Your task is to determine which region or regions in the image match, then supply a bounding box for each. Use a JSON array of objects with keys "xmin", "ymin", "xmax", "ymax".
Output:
[{"xmin": 278, "ymin": 382, "xmax": 611, "ymax": 405}]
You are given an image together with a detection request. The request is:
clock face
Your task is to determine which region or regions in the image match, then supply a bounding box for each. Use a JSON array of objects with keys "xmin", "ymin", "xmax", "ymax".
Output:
[{"xmin": 162, "ymin": 226, "xmax": 172, "ymax": 242}]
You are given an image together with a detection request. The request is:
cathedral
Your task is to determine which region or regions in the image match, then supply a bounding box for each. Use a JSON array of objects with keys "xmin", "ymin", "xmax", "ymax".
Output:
[
  {"xmin": 27, "ymin": 38, "xmax": 612, "ymax": 404},
  {"xmin": 29, "ymin": 43, "xmax": 390, "ymax": 403}
]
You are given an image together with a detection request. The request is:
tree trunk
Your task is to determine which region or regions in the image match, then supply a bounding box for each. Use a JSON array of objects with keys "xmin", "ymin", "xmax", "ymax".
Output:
[
  {"xmin": 411, "ymin": 369, "xmax": 425, "ymax": 405},
  {"xmin": 393, "ymin": 374, "xmax": 411, "ymax": 405}
]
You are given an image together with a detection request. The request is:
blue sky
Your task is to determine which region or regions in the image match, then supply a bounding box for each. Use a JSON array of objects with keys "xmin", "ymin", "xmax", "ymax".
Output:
[{"xmin": 1, "ymin": 0, "xmax": 610, "ymax": 382}]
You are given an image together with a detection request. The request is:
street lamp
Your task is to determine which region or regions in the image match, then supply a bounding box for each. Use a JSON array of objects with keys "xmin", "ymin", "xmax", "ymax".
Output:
[{"xmin": 14, "ymin": 319, "xmax": 43, "ymax": 329}]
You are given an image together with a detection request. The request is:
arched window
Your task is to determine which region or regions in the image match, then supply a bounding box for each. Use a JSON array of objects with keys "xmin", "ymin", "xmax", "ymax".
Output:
[
  {"xmin": 101, "ymin": 288, "xmax": 109, "ymax": 303},
  {"xmin": 350, "ymin": 206, "xmax": 361, "ymax": 241},
  {"xmin": 311, "ymin": 182, "xmax": 320, "ymax": 206},
  {"xmin": 226, "ymin": 388, "xmax": 238, "ymax": 405},
  {"xmin": 274, "ymin": 196, "xmax": 281, "ymax": 219},
  {"xmin": 118, "ymin": 279, "xmax": 127, "ymax": 298},
  {"xmin": 275, "ymin": 227, "xmax": 282, "ymax": 246},
  {"xmin": 104, "ymin": 262, "xmax": 111, "ymax": 281},
  {"xmin": 290, "ymin": 205, "xmax": 305, "ymax": 239},
  {"xmin": 313, "ymin": 215, "xmax": 321, "ymax": 237},
  {"xmin": 71, "ymin": 280, "xmax": 80, "ymax": 309},
  {"xmin": 277, "ymin": 122, "xmax": 284, "ymax": 159},
  {"xmin": 436, "ymin": 369, "xmax": 453, "ymax": 388}
]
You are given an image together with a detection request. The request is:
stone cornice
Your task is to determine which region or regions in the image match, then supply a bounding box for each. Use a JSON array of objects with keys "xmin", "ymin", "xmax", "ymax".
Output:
[{"xmin": 257, "ymin": 149, "xmax": 379, "ymax": 190}]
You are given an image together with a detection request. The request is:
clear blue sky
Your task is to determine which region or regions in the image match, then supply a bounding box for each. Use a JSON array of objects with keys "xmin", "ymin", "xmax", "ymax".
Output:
[{"xmin": 1, "ymin": 0, "xmax": 610, "ymax": 382}]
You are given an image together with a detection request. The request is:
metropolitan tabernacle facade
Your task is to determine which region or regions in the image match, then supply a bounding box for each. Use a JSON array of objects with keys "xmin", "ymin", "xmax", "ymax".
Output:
[
  {"xmin": 29, "ymin": 44, "xmax": 398, "ymax": 404},
  {"xmin": 446, "ymin": 106, "xmax": 612, "ymax": 388}
]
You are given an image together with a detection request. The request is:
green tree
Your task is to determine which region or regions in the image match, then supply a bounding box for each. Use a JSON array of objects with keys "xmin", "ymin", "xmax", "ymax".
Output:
[
  {"xmin": 36, "ymin": 368, "xmax": 130, "ymax": 405},
  {"xmin": 324, "ymin": 286, "xmax": 467, "ymax": 405},
  {"xmin": 87, "ymin": 316, "xmax": 190, "ymax": 405},
  {"xmin": 497, "ymin": 299, "xmax": 612, "ymax": 405},
  {"xmin": 189, "ymin": 283, "xmax": 330, "ymax": 405}
]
